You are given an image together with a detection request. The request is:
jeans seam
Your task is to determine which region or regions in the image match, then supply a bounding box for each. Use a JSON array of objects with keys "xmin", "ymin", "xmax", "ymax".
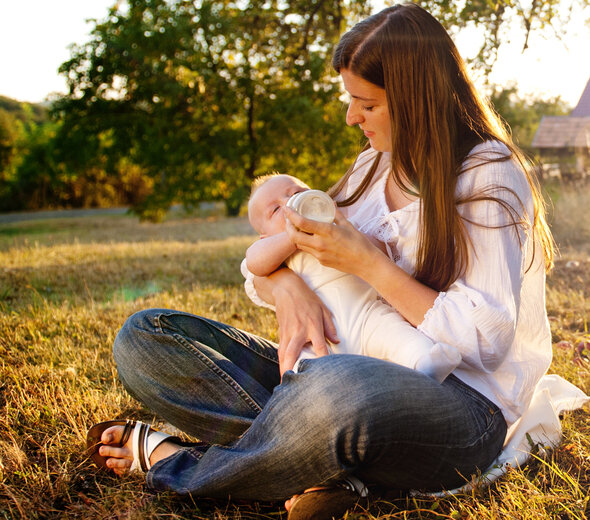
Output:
[
  {"xmin": 171, "ymin": 332, "xmax": 264, "ymax": 415},
  {"xmin": 212, "ymin": 323, "xmax": 279, "ymax": 364},
  {"xmin": 448, "ymin": 375, "xmax": 500, "ymax": 411},
  {"xmin": 155, "ymin": 311, "xmax": 279, "ymax": 365}
]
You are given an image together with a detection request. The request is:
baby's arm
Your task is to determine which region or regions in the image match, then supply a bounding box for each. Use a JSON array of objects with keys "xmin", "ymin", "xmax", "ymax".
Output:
[{"xmin": 246, "ymin": 232, "xmax": 297, "ymax": 277}]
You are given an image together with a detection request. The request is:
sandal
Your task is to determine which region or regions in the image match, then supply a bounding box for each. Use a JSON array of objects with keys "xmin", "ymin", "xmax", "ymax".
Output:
[
  {"xmin": 287, "ymin": 477, "xmax": 368, "ymax": 520},
  {"xmin": 86, "ymin": 419, "xmax": 178, "ymax": 473}
]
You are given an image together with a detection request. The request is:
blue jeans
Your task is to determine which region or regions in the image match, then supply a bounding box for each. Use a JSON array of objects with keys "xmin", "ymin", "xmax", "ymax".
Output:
[{"xmin": 113, "ymin": 309, "xmax": 507, "ymax": 500}]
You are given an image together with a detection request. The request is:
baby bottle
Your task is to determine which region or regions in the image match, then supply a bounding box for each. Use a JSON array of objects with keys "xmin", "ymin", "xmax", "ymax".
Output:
[{"xmin": 286, "ymin": 190, "xmax": 336, "ymax": 224}]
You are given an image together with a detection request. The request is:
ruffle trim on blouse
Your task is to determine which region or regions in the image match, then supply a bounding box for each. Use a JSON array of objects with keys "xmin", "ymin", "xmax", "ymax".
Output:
[
  {"xmin": 354, "ymin": 212, "xmax": 401, "ymax": 260},
  {"xmin": 417, "ymin": 290, "xmax": 447, "ymax": 331}
]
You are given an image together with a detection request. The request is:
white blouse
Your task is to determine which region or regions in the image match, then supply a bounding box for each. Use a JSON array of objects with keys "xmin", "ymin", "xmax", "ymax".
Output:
[
  {"xmin": 337, "ymin": 141, "xmax": 551, "ymax": 427},
  {"xmin": 242, "ymin": 142, "xmax": 587, "ymax": 439}
]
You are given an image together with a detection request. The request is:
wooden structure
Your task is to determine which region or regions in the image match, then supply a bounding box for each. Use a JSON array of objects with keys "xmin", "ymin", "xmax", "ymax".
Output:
[{"xmin": 532, "ymin": 77, "xmax": 590, "ymax": 180}]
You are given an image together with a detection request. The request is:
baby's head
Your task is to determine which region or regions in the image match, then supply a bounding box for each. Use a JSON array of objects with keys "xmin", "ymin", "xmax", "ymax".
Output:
[{"xmin": 248, "ymin": 174, "xmax": 310, "ymax": 237}]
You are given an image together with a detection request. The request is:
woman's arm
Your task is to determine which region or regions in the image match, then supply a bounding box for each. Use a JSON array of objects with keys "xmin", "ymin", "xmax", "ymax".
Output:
[
  {"xmin": 246, "ymin": 232, "xmax": 297, "ymax": 277},
  {"xmin": 253, "ymin": 268, "xmax": 339, "ymax": 374}
]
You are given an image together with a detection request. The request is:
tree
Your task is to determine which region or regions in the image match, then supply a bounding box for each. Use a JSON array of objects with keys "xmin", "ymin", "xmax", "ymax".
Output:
[
  {"xmin": 0, "ymin": 100, "xmax": 49, "ymax": 203},
  {"xmin": 0, "ymin": 95, "xmax": 48, "ymax": 125},
  {"xmin": 413, "ymin": 0, "xmax": 590, "ymax": 75},
  {"xmin": 0, "ymin": 110, "xmax": 17, "ymax": 178},
  {"xmin": 52, "ymin": 0, "xmax": 587, "ymax": 218},
  {"xmin": 54, "ymin": 0, "xmax": 367, "ymax": 219}
]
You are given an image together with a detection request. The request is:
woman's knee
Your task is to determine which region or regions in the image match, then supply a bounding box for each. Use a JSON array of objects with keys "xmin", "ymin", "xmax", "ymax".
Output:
[
  {"xmin": 285, "ymin": 355, "xmax": 451, "ymax": 441},
  {"xmin": 112, "ymin": 308, "xmax": 167, "ymax": 368},
  {"xmin": 285, "ymin": 356, "xmax": 406, "ymax": 424}
]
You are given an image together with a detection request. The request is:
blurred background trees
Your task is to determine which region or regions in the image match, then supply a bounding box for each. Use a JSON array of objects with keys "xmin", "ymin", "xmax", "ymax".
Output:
[{"xmin": 0, "ymin": 0, "xmax": 580, "ymax": 219}]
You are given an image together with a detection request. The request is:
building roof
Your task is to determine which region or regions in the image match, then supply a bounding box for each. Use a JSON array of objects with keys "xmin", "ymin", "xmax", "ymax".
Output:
[
  {"xmin": 532, "ymin": 116, "xmax": 590, "ymax": 149},
  {"xmin": 571, "ymin": 77, "xmax": 590, "ymax": 117}
]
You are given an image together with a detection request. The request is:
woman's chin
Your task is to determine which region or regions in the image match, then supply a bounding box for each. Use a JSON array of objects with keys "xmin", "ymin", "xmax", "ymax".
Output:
[{"xmin": 369, "ymin": 141, "xmax": 391, "ymax": 153}]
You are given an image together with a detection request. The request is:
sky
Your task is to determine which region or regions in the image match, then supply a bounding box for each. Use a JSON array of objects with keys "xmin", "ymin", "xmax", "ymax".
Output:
[{"xmin": 0, "ymin": 1, "xmax": 589, "ymax": 107}]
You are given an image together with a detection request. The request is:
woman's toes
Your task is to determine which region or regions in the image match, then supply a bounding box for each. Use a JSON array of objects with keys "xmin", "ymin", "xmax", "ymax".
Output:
[
  {"xmin": 284, "ymin": 494, "xmax": 299, "ymax": 511},
  {"xmin": 101, "ymin": 425, "xmax": 121, "ymax": 444},
  {"xmin": 284, "ymin": 487, "xmax": 327, "ymax": 512},
  {"xmin": 106, "ymin": 456, "xmax": 132, "ymax": 470},
  {"xmin": 106, "ymin": 456, "xmax": 132, "ymax": 476},
  {"xmin": 99, "ymin": 444, "xmax": 118, "ymax": 458}
]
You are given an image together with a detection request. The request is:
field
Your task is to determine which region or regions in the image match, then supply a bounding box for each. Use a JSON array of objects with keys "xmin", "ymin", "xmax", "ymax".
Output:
[{"xmin": 0, "ymin": 183, "xmax": 589, "ymax": 519}]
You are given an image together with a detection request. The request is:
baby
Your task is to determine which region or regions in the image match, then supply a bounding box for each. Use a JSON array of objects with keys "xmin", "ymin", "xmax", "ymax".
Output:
[{"xmin": 245, "ymin": 173, "xmax": 461, "ymax": 382}]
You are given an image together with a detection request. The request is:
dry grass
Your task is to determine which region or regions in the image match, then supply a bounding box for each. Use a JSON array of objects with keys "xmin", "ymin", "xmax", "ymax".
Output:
[{"xmin": 0, "ymin": 184, "xmax": 588, "ymax": 519}]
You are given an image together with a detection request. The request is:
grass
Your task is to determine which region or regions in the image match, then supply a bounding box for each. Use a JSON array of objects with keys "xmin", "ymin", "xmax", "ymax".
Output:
[{"xmin": 0, "ymin": 184, "xmax": 589, "ymax": 519}]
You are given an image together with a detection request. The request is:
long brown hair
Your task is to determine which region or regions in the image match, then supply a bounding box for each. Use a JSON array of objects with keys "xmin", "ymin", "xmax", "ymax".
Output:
[{"xmin": 330, "ymin": 3, "xmax": 554, "ymax": 291}]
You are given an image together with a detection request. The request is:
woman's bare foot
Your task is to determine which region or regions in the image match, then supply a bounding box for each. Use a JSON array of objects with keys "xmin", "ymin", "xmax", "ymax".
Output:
[{"xmin": 98, "ymin": 424, "xmax": 181, "ymax": 476}]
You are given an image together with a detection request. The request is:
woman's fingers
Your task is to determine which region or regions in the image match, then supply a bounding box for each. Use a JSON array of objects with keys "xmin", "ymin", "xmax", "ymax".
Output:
[
  {"xmin": 287, "ymin": 205, "xmax": 384, "ymax": 277},
  {"xmin": 322, "ymin": 306, "xmax": 340, "ymax": 344},
  {"xmin": 333, "ymin": 207, "xmax": 352, "ymax": 226},
  {"xmin": 279, "ymin": 317, "xmax": 337, "ymax": 375},
  {"xmin": 284, "ymin": 207, "xmax": 336, "ymax": 243},
  {"xmin": 278, "ymin": 325, "xmax": 330, "ymax": 375}
]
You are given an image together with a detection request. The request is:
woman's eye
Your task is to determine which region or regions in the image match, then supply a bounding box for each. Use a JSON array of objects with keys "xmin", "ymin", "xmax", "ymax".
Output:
[{"xmin": 363, "ymin": 105, "xmax": 374, "ymax": 112}]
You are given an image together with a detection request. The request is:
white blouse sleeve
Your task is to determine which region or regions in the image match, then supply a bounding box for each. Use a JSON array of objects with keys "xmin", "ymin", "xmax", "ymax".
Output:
[
  {"xmin": 417, "ymin": 145, "xmax": 534, "ymax": 373},
  {"xmin": 240, "ymin": 258, "xmax": 276, "ymax": 311}
]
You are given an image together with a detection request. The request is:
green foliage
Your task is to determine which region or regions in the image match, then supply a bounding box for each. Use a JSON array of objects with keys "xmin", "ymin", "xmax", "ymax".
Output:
[
  {"xmin": 0, "ymin": 101, "xmax": 50, "ymax": 208},
  {"xmin": 9, "ymin": 119, "xmax": 66, "ymax": 210},
  {"xmin": 489, "ymin": 84, "xmax": 571, "ymax": 152},
  {"xmin": 2, "ymin": 0, "xmax": 587, "ymax": 217},
  {"xmin": 0, "ymin": 109, "xmax": 18, "ymax": 177},
  {"xmin": 0, "ymin": 95, "xmax": 48, "ymax": 125},
  {"xmin": 53, "ymin": 0, "xmax": 367, "ymax": 218},
  {"xmin": 0, "ymin": 102, "xmax": 154, "ymax": 212}
]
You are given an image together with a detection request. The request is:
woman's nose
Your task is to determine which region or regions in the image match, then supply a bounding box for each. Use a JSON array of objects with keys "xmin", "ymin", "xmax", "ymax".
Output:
[{"xmin": 346, "ymin": 102, "xmax": 363, "ymax": 126}]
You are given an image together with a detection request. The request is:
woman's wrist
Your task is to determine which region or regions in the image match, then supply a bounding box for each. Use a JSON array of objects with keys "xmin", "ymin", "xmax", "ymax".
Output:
[
  {"xmin": 353, "ymin": 240, "xmax": 391, "ymax": 282},
  {"xmin": 251, "ymin": 267, "xmax": 301, "ymax": 307}
]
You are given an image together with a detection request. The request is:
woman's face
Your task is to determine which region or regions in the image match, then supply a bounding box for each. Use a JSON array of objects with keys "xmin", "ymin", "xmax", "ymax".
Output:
[{"xmin": 341, "ymin": 69, "xmax": 392, "ymax": 153}]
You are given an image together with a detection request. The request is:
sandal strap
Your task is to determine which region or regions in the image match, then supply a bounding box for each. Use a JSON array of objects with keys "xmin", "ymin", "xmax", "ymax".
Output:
[
  {"xmin": 340, "ymin": 476, "xmax": 368, "ymax": 497},
  {"xmin": 130, "ymin": 421, "xmax": 172, "ymax": 473},
  {"xmin": 119, "ymin": 420, "xmax": 136, "ymax": 447}
]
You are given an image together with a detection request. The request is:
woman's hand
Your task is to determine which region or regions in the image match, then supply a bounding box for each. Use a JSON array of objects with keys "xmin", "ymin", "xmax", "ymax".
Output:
[
  {"xmin": 285, "ymin": 206, "xmax": 438, "ymax": 326},
  {"xmin": 284, "ymin": 207, "xmax": 386, "ymax": 280},
  {"xmin": 254, "ymin": 268, "xmax": 339, "ymax": 375}
]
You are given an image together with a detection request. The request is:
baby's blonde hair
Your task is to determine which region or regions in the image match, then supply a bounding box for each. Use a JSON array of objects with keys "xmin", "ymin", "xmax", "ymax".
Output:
[
  {"xmin": 249, "ymin": 172, "xmax": 282, "ymax": 199},
  {"xmin": 248, "ymin": 172, "xmax": 310, "ymax": 206}
]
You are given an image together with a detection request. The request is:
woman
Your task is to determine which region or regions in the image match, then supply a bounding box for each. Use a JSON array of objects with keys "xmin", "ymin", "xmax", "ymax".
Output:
[{"xmin": 88, "ymin": 4, "xmax": 562, "ymax": 518}]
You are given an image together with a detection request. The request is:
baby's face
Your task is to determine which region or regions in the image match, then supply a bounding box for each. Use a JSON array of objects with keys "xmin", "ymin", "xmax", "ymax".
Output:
[{"xmin": 249, "ymin": 175, "xmax": 308, "ymax": 236}]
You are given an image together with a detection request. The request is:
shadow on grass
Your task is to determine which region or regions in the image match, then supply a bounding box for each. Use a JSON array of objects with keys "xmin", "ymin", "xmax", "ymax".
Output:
[
  {"xmin": 0, "ymin": 215, "xmax": 255, "ymax": 250},
  {"xmin": 0, "ymin": 239, "xmax": 250, "ymax": 311}
]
